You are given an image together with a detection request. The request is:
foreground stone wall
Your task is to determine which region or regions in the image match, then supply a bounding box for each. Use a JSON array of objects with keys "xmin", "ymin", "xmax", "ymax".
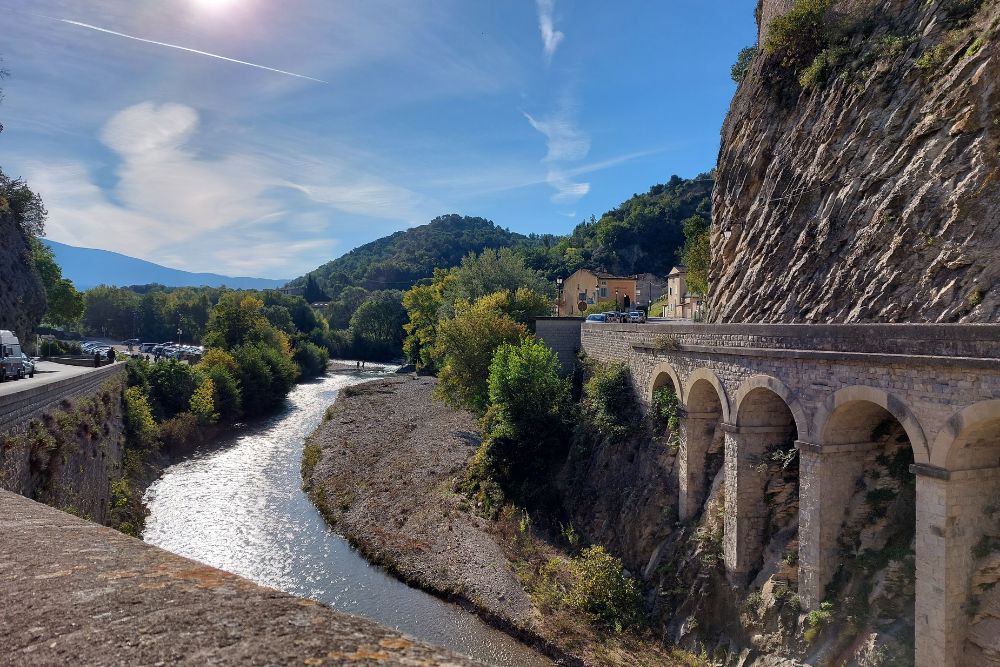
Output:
[
  {"xmin": 534, "ymin": 317, "xmax": 583, "ymax": 376},
  {"xmin": 0, "ymin": 490, "xmax": 482, "ymax": 666},
  {"xmin": 579, "ymin": 322, "xmax": 1000, "ymax": 666}
]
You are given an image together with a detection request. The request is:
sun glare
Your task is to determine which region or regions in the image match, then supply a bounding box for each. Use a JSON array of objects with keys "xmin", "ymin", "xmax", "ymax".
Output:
[{"xmin": 193, "ymin": 0, "xmax": 240, "ymax": 11}]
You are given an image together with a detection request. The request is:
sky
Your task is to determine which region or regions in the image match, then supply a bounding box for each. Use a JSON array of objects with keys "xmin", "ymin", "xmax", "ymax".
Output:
[{"xmin": 0, "ymin": 0, "xmax": 757, "ymax": 279}]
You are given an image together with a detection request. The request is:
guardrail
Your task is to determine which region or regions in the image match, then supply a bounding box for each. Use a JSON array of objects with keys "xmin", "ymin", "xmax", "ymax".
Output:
[{"xmin": 0, "ymin": 364, "xmax": 125, "ymax": 433}]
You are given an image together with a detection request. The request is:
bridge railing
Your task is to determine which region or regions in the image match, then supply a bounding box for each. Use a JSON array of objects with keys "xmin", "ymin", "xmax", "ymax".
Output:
[{"xmin": 582, "ymin": 322, "xmax": 1000, "ymax": 360}]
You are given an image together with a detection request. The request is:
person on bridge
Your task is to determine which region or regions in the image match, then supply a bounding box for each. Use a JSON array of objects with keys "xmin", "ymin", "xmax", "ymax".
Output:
[
  {"xmin": 93, "ymin": 351, "xmax": 101, "ymax": 368},
  {"xmin": 107, "ymin": 348, "xmax": 116, "ymax": 364}
]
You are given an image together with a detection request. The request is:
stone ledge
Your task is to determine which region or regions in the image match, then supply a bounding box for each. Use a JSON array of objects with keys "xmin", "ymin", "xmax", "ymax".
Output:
[
  {"xmin": 0, "ymin": 490, "xmax": 483, "ymax": 666},
  {"xmin": 631, "ymin": 344, "xmax": 1000, "ymax": 368}
]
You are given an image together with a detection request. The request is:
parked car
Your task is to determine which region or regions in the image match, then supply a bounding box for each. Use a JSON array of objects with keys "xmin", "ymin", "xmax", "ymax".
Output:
[
  {"xmin": 0, "ymin": 330, "xmax": 24, "ymax": 382},
  {"xmin": 628, "ymin": 311, "xmax": 646, "ymax": 323},
  {"xmin": 20, "ymin": 352, "xmax": 35, "ymax": 378},
  {"xmin": 139, "ymin": 343, "xmax": 157, "ymax": 353},
  {"xmin": 603, "ymin": 311, "xmax": 619, "ymax": 323},
  {"xmin": 585, "ymin": 313, "xmax": 607, "ymax": 322}
]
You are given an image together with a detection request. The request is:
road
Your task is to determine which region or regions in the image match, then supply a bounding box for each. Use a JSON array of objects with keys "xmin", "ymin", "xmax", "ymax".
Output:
[{"xmin": 0, "ymin": 360, "xmax": 115, "ymax": 398}]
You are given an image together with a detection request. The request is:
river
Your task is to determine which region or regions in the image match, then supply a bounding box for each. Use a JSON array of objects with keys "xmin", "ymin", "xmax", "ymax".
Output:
[{"xmin": 143, "ymin": 367, "xmax": 550, "ymax": 667}]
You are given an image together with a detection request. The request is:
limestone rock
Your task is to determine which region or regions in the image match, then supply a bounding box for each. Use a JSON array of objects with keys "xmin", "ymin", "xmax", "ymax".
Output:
[
  {"xmin": 711, "ymin": 0, "xmax": 1000, "ymax": 323},
  {"xmin": 0, "ymin": 210, "xmax": 45, "ymax": 344}
]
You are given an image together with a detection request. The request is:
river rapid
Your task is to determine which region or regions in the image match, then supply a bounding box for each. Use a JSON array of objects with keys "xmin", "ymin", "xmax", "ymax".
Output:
[{"xmin": 143, "ymin": 368, "xmax": 550, "ymax": 667}]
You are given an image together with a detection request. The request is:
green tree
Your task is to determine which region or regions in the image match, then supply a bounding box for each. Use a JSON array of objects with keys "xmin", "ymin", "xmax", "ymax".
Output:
[
  {"xmin": 189, "ymin": 377, "xmax": 219, "ymax": 424},
  {"xmin": 325, "ymin": 286, "xmax": 370, "ymax": 329},
  {"xmin": 293, "ymin": 341, "xmax": 329, "ymax": 379},
  {"xmin": 444, "ymin": 248, "xmax": 553, "ymax": 315},
  {"xmin": 205, "ymin": 292, "xmax": 285, "ymax": 351},
  {"xmin": 731, "ymin": 45, "xmax": 757, "ymax": 82},
  {"xmin": 123, "ymin": 385, "xmax": 159, "ymax": 450},
  {"xmin": 401, "ymin": 269, "xmax": 454, "ymax": 371},
  {"xmin": 764, "ymin": 0, "xmax": 832, "ymax": 70},
  {"xmin": 303, "ymin": 273, "xmax": 328, "ymax": 303},
  {"xmin": 0, "ymin": 170, "xmax": 46, "ymax": 237},
  {"xmin": 434, "ymin": 294, "xmax": 530, "ymax": 414},
  {"xmin": 486, "ymin": 338, "xmax": 569, "ymax": 442},
  {"xmin": 679, "ymin": 214, "xmax": 710, "ymax": 296},
  {"xmin": 148, "ymin": 360, "xmax": 200, "ymax": 420},
  {"xmin": 348, "ymin": 290, "xmax": 407, "ymax": 360},
  {"xmin": 30, "ymin": 238, "xmax": 84, "ymax": 327}
]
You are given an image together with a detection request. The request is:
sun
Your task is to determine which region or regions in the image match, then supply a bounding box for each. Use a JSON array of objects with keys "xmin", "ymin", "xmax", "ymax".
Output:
[{"xmin": 192, "ymin": 0, "xmax": 241, "ymax": 11}]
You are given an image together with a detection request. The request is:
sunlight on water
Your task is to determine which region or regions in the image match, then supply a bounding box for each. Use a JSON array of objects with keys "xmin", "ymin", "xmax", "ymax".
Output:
[{"xmin": 143, "ymin": 369, "xmax": 550, "ymax": 667}]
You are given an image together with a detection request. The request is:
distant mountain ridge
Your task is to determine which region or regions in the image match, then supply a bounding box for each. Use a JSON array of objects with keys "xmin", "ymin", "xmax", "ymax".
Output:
[{"xmin": 43, "ymin": 239, "xmax": 289, "ymax": 291}]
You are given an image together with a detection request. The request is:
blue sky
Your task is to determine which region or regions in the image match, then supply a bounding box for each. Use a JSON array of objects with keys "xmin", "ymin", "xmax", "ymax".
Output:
[{"xmin": 0, "ymin": 0, "xmax": 756, "ymax": 278}]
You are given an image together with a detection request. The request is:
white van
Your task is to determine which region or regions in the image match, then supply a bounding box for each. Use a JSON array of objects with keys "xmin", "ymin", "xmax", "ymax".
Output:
[{"xmin": 0, "ymin": 330, "xmax": 24, "ymax": 382}]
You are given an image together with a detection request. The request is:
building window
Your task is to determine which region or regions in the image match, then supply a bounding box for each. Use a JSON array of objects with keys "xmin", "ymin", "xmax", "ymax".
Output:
[
  {"xmin": 600, "ymin": 287, "xmax": 608, "ymax": 298},
  {"xmin": 669, "ymin": 287, "xmax": 673, "ymax": 296}
]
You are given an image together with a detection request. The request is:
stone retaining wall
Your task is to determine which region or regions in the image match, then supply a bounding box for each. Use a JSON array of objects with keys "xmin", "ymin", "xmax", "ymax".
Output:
[{"xmin": 0, "ymin": 364, "xmax": 125, "ymax": 434}]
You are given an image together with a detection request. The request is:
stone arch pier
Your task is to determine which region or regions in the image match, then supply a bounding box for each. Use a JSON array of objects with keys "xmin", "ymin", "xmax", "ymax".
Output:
[{"xmin": 578, "ymin": 322, "xmax": 1000, "ymax": 667}]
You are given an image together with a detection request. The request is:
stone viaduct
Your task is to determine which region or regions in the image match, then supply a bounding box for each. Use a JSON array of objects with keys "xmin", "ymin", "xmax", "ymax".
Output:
[{"xmin": 575, "ymin": 321, "xmax": 1000, "ymax": 667}]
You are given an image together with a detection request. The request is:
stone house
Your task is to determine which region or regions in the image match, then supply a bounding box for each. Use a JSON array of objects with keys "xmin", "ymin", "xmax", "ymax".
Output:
[
  {"xmin": 556, "ymin": 269, "xmax": 637, "ymax": 316},
  {"xmin": 663, "ymin": 266, "xmax": 703, "ymax": 319}
]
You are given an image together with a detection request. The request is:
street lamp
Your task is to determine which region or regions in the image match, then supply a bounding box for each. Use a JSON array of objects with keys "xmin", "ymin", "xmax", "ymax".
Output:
[
  {"xmin": 556, "ymin": 277, "xmax": 563, "ymax": 316},
  {"xmin": 177, "ymin": 328, "xmax": 183, "ymax": 345},
  {"xmin": 615, "ymin": 288, "xmax": 619, "ymax": 312},
  {"xmin": 595, "ymin": 284, "xmax": 600, "ymax": 307}
]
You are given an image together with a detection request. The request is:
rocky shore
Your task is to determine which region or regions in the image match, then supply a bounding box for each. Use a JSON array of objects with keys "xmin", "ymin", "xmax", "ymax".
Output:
[{"xmin": 301, "ymin": 376, "xmax": 547, "ymax": 649}]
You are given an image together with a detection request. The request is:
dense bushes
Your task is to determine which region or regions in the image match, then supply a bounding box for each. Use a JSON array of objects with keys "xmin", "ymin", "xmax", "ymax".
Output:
[
  {"xmin": 579, "ymin": 361, "xmax": 637, "ymax": 441},
  {"xmin": 293, "ymin": 341, "xmax": 330, "ymax": 379},
  {"xmin": 529, "ymin": 546, "xmax": 645, "ymax": 634},
  {"xmin": 148, "ymin": 360, "xmax": 199, "ymax": 420},
  {"xmin": 764, "ymin": 0, "xmax": 833, "ymax": 70}
]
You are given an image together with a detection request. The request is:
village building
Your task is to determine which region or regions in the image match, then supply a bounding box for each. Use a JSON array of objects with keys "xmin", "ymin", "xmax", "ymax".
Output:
[
  {"xmin": 556, "ymin": 269, "xmax": 637, "ymax": 316},
  {"xmin": 663, "ymin": 266, "xmax": 703, "ymax": 319}
]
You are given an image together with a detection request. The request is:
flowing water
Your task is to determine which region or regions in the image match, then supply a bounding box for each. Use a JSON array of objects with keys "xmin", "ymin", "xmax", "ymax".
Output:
[{"xmin": 143, "ymin": 368, "xmax": 550, "ymax": 667}]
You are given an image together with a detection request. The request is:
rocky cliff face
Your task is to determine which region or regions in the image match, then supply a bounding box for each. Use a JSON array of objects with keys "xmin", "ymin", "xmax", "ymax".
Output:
[
  {"xmin": 711, "ymin": 0, "xmax": 1000, "ymax": 323},
  {"xmin": 0, "ymin": 209, "xmax": 45, "ymax": 342}
]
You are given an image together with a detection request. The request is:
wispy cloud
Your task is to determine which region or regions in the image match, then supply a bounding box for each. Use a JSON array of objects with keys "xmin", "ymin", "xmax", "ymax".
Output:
[
  {"xmin": 523, "ymin": 111, "xmax": 590, "ymax": 162},
  {"xmin": 28, "ymin": 101, "xmax": 430, "ymax": 276},
  {"xmin": 535, "ymin": 0, "xmax": 565, "ymax": 62},
  {"xmin": 56, "ymin": 19, "xmax": 328, "ymax": 83},
  {"xmin": 524, "ymin": 96, "xmax": 592, "ymax": 203}
]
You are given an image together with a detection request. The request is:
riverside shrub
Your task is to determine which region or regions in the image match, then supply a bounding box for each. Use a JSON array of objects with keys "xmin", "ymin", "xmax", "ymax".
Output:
[
  {"xmin": 486, "ymin": 338, "xmax": 569, "ymax": 442},
  {"xmin": 579, "ymin": 361, "xmax": 637, "ymax": 441},
  {"xmin": 189, "ymin": 377, "xmax": 219, "ymax": 424},
  {"xmin": 566, "ymin": 546, "xmax": 645, "ymax": 633},
  {"xmin": 123, "ymin": 385, "xmax": 159, "ymax": 450},
  {"xmin": 293, "ymin": 341, "xmax": 329, "ymax": 379},
  {"xmin": 148, "ymin": 359, "xmax": 199, "ymax": 420}
]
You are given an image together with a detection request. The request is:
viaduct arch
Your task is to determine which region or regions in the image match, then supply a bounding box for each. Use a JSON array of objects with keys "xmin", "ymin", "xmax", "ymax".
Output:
[{"xmin": 571, "ymin": 321, "xmax": 1000, "ymax": 667}]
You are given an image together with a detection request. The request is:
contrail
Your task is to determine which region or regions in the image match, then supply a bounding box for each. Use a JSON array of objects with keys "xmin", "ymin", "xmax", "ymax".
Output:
[{"xmin": 58, "ymin": 19, "xmax": 328, "ymax": 84}]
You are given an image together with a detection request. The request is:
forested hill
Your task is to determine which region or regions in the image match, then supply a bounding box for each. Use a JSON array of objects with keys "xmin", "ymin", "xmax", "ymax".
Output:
[
  {"xmin": 289, "ymin": 214, "xmax": 529, "ymax": 292},
  {"xmin": 293, "ymin": 173, "xmax": 713, "ymax": 292},
  {"xmin": 519, "ymin": 173, "xmax": 713, "ymax": 279}
]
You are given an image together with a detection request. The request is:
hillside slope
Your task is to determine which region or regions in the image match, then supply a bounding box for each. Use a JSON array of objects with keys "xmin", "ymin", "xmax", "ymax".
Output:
[
  {"xmin": 290, "ymin": 214, "xmax": 530, "ymax": 292},
  {"xmin": 711, "ymin": 0, "xmax": 1000, "ymax": 322},
  {"xmin": 43, "ymin": 240, "xmax": 289, "ymax": 291}
]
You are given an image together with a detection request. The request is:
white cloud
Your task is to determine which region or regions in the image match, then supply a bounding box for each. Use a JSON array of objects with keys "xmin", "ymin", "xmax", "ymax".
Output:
[
  {"xmin": 28, "ymin": 101, "xmax": 432, "ymax": 277},
  {"xmin": 535, "ymin": 0, "xmax": 564, "ymax": 62},
  {"xmin": 523, "ymin": 111, "xmax": 590, "ymax": 163},
  {"xmin": 524, "ymin": 96, "xmax": 591, "ymax": 204},
  {"xmin": 547, "ymin": 170, "xmax": 590, "ymax": 203}
]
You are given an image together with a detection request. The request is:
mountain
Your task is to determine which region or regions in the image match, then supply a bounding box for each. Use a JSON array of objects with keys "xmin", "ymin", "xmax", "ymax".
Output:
[
  {"xmin": 43, "ymin": 239, "xmax": 289, "ymax": 291},
  {"xmin": 288, "ymin": 214, "xmax": 531, "ymax": 292}
]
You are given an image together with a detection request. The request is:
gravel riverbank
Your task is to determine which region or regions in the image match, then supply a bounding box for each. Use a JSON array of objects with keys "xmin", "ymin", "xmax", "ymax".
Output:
[{"xmin": 301, "ymin": 376, "xmax": 550, "ymax": 650}]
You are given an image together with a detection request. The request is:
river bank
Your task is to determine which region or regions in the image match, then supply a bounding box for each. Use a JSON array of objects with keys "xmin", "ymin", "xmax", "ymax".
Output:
[
  {"xmin": 302, "ymin": 375, "xmax": 696, "ymax": 667},
  {"xmin": 143, "ymin": 369, "xmax": 549, "ymax": 667}
]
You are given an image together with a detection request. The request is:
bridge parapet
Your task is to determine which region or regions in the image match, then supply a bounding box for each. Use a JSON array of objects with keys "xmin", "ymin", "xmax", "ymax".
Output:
[{"xmin": 583, "ymin": 322, "xmax": 1000, "ymax": 360}]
